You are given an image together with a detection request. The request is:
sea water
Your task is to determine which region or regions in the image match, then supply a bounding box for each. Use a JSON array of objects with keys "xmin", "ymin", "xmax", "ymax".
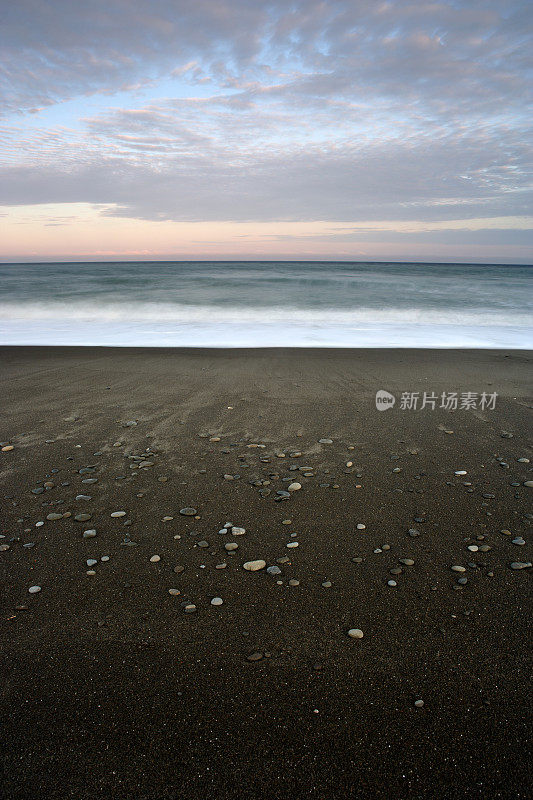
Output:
[{"xmin": 0, "ymin": 261, "xmax": 531, "ymax": 348}]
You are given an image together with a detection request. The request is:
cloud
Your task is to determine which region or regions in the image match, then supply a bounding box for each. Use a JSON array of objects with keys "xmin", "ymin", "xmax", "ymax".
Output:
[{"xmin": 0, "ymin": 0, "xmax": 531, "ymax": 252}]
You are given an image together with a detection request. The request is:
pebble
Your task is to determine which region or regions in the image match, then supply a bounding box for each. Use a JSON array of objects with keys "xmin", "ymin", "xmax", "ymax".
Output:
[
  {"xmin": 467, "ymin": 545, "xmax": 479, "ymax": 552},
  {"xmin": 286, "ymin": 542, "xmax": 299, "ymax": 548},
  {"xmin": 288, "ymin": 579, "xmax": 300, "ymax": 586},
  {"xmin": 321, "ymin": 580, "xmax": 332, "ymax": 588},
  {"xmin": 215, "ymin": 563, "xmax": 227, "ymax": 569},
  {"xmin": 232, "ymin": 527, "xmax": 246, "ymax": 535},
  {"xmin": 225, "ymin": 543, "xmax": 238, "ymax": 551},
  {"xmin": 267, "ymin": 566, "xmax": 282, "ymax": 575},
  {"xmin": 74, "ymin": 514, "xmax": 92, "ymax": 522},
  {"xmin": 517, "ymin": 458, "xmax": 530, "ymax": 463},
  {"xmin": 414, "ymin": 699, "xmax": 424, "ymax": 708},
  {"xmin": 86, "ymin": 570, "xmax": 96, "ymax": 576},
  {"xmin": 399, "ymin": 558, "xmax": 414, "ymax": 566},
  {"xmin": 356, "ymin": 524, "xmax": 366, "ymax": 530},
  {"xmin": 197, "ymin": 540, "xmax": 209, "ymax": 548},
  {"xmin": 512, "ymin": 537, "xmax": 526, "ymax": 545},
  {"xmin": 173, "ymin": 565, "xmax": 185, "ymax": 574},
  {"xmin": 168, "ymin": 588, "xmax": 180, "ymax": 596},
  {"xmin": 2, "ymin": 445, "xmax": 14, "ymax": 452},
  {"xmin": 101, "ymin": 556, "xmax": 110, "ymax": 562},
  {"xmin": 243, "ymin": 560, "xmax": 266, "ymax": 571},
  {"xmin": 510, "ymin": 562, "xmax": 532, "ymax": 569},
  {"xmin": 86, "ymin": 559, "xmax": 97, "ymax": 567},
  {"xmin": 211, "ymin": 597, "xmax": 223, "ymax": 606},
  {"xmin": 180, "ymin": 507, "xmax": 197, "ymax": 516},
  {"xmin": 28, "ymin": 585, "xmax": 41, "ymax": 594},
  {"xmin": 455, "ymin": 470, "xmax": 467, "ymax": 476},
  {"xmin": 247, "ymin": 652, "xmax": 263, "ymax": 661},
  {"xmin": 319, "ymin": 438, "xmax": 333, "ymax": 444},
  {"xmin": 523, "ymin": 481, "xmax": 533, "ymax": 488},
  {"xmin": 110, "ymin": 511, "xmax": 126, "ymax": 518},
  {"xmin": 46, "ymin": 513, "xmax": 63, "ymax": 521},
  {"xmin": 451, "ymin": 565, "xmax": 466, "ymax": 572},
  {"xmin": 288, "ymin": 482, "xmax": 302, "ymax": 491},
  {"xmin": 184, "ymin": 604, "xmax": 196, "ymax": 613},
  {"xmin": 387, "ymin": 580, "xmax": 397, "ymax": 587},
  {"xmin": 150, "ymin": 555, "xmax": 161, "ymax": 563},
  {"xmin": 347, "ymin": 628, "xmax": 363, "ymax": 639}
]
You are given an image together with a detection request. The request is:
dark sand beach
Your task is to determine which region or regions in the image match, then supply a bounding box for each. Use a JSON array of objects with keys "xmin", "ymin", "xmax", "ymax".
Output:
[{"xmin": 1, "ymin": 346, "xmax": 531, "ymax": 799}]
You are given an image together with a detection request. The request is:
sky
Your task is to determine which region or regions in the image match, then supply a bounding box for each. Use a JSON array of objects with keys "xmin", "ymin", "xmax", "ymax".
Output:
[{"xmin": 1, "ymin": 0, "xmax": 532, "ymax": 263}]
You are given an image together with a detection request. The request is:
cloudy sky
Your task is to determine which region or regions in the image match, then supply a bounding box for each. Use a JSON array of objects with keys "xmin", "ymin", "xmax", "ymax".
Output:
[{"xmin": 1, "ymin": 0, "xmax": 531, "ymax": 262}]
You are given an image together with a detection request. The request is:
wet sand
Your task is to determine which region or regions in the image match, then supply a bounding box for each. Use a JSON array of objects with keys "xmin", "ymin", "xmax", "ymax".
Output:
[{"xmin": 0, "ymin": 346, "xmax": 532, "ymax": 799}]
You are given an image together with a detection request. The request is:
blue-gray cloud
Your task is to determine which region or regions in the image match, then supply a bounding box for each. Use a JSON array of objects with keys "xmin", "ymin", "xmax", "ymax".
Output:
[{"xmin": 0, "ymin": 0, "xmax": 531, "ymax": 240}]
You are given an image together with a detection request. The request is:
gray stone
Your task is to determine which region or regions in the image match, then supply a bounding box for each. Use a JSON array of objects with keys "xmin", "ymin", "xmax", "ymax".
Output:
[{"xmin": 243, "ymin": 560, "xmax": 266, "ymax": 571}]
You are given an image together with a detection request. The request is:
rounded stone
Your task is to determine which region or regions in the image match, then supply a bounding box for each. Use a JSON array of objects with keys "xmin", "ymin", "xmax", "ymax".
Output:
[
  {"xmin": 184, "ymin": 604, "xmax": 196, "ymax": 613},
  {"xmin": 180, "ymin": 507, "xmax": 197, "ymax": 516},
  {"xmin": 150, "ymin": 555, "xmax": 161, "ymax": 563},
  {"xmin": 74, "ymin": 513, "xmax": 92, "ymax": 522},
  {"xmin": 231, "ymin": 527, "xmax": 246, "ymax": 535},
  {"xmin": 288, "ymin": 482, "xmax": 302, "ymax": 492},
  {"xmin": 451, "ymin": 565, "xmax": 466, "ymax": 572},
  {"xmin": 28, "ymin": 585, "xmax": 41, "ymax": 594},
  {"xmin": 243, "ymin": 560, "xmax": 266, "ymax": 571},
  {"xmin": 211, "ymin": 597, "xmax": 223, "ymax": 606},
  {"xmin": 225, "ymin": 542, "xmax": 238, "ymax": 551},
  {"xmin": 356, "ymin": 523, "xmax": 366, "ymax": 530},
  {"xmin": 267, "ymin": 565, "xmax": 282, "ymax": 575},
  {"xmin": 399, "ymin": 558, "xmax": 414, "ymax": 566},
  {"xmin": 110, "ymin": 511, "xmax": 126, "ymax": 518},
  {"xmin": 347, "ymin": 628, "xmax": 363, "ymax": 639},
  {"xmin": 286, "ymin": 542, "xmax": 299, "ymax": 548},
  {"xmin": 512, "ymin": 537, "xmax": 526, "ymax": 545},
  {"xmin": 173, "ymin": 565, "xmax": 185, "ymax": 574},
  {"xmin": 414, "ymin": 699, "xmax": 424, "ymax": 708},
  {"xmin": 247, "ymin": 652, "xmax": 263, "ymax": 661},
  {"xmin": 168, "ymin": 588, "xmax": 180, "ymax": 596},
  {"xmin": 86, "ymin": 559, "xmax": 97, "ymax": 567},
  {"xmin": 387, "ymin": 580, "xmax": 397, "ymax": 587},
  {"xmin": 288, "ymin": 579, "xmax": 300, "ymax": 586}
]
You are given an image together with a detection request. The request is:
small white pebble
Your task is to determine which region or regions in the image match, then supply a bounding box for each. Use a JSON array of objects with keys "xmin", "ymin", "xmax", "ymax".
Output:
[
  {"xmin": 347, "ymin": 628, "xmax": 364, "ymax": 639},
  {"xmin": 211, "ymin": 597, "xmax": 223, "ymax": 606},
  {"xmin": 414, "ymin": 699, "xmax": 424, "ymax": 708},
  {"xmin": 150, "ymin": 555, "xmax": 161, "ymax": 563},
  {"xmin": 28, "ymin": 585, "xmax": 41, "ymax": 594},
  {"xmin": 356, "ymin": 524, "xmax": 366, "ymax": 530}
]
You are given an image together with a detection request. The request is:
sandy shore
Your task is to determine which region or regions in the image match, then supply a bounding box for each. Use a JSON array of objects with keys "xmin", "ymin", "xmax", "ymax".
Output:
[{"xmin": 0, "ymin": 346, "xmax": 531, "ymax": 799}]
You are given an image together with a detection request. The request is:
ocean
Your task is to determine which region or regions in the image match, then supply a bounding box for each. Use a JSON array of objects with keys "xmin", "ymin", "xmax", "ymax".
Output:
[{"xmin": 0, "ymin": 261, "xmax": 531, "ymax": 348}]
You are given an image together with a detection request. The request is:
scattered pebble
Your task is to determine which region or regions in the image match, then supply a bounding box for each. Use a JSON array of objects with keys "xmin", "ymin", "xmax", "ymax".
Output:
[
  {"xmin": 110, "ymin": 511, "xmax": 126, "ymax": 518},
  {"xmin": 28, "ymin": 585, "xmax": 41, "ymax": 594},
  {"xmin": 211, "ymin": 597, "xmax": 223, "ymax": 606},
  {"xmin": 347, "ymin": 629, "xmax": 363, "ymax": 639},
  {"xmin": 243, "ymin": 560, "xmax": 266, "ymax": 571},
  {"xmin": 150, "ymin": 555, "xmax": 161, "ymax": 563}
]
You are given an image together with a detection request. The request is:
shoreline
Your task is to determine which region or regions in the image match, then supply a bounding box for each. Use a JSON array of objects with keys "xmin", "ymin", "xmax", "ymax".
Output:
[{"xmin": 1, "ymin": 346, "xmax": 531, "ymax": 799}]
